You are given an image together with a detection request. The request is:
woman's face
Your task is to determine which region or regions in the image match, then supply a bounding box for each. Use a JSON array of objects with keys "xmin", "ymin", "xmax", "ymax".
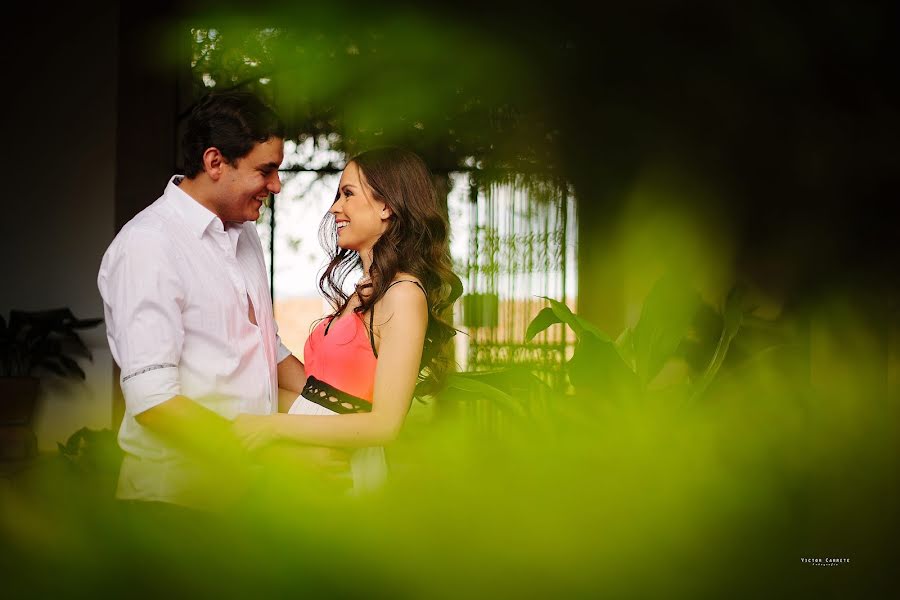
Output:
[{"xmin": 330, "ymin": 161, "xmax": 391, "ymax": 253}]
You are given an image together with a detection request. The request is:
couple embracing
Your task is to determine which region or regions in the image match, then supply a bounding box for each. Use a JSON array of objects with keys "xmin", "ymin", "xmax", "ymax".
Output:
[{"xmin": 98, "ymin": 90, "xmax": 460, "ymax": 510}]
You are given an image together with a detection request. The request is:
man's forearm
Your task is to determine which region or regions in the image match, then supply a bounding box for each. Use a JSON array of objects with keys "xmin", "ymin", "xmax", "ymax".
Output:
[{"xmin": 134, "ymin": 395, "xmax": 243, "ymax": 463}]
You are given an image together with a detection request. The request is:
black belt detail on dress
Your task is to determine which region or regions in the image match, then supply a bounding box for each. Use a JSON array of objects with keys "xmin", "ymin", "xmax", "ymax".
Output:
[{"xmin": 301, "ymin": 375, "xmax": 372, "ymax": 414}]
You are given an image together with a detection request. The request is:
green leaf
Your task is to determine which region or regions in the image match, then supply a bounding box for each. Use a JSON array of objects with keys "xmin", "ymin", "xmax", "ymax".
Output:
[
  {"xmin": 58, "ymin": 355, "xmax": 87, "ymax": 380},
  {"xmin": 444, "ymin": 373, "xmax": 526, "ymax": 416},
  {"xmin": 71, "ymin": 318, "xmax": 103, "ymax": 330},
  {"xmin": 537, "ymin": 296, "xmax": 612, "ymax": 342},
  {"xmin": 614, "ymin": 326, "xmax": 636, "ymax": 371},
  {"xmin": 62, "ymin": 330, "xmax": 93, "ymax": 360},
  {"xmin": 37, "ymin": 359, "xmax": 66, "ymax": 378},
  {"xmin": 690, "ymin": 286, "xmax": 746, "ymax": 401},
  {"xmin": 630, "ymin": 274, "xmax": 700, "ymax": 384},
  {"xmin": 722, "ymin": 286, "xmax": 745, "ymax": 340},
  {"xmin": 525, "ymin": 306, "xmax": 561, "ymax": 341},
  {"xmin": 567, "ymin": 332, "xmax": 642, "ymax": 400},
  {"xmin": 539, "ymin": 296, "xmax": 581, "ymax": 335},
  {"xmin": 573, "ymin": 315, "xmax": 611, "ymax": 342}
]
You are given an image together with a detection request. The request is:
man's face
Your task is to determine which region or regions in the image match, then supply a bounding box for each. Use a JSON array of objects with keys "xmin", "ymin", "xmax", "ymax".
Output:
[{"xmin": 217, "ymin": 137, "xmax": 284, "ymax": 223}]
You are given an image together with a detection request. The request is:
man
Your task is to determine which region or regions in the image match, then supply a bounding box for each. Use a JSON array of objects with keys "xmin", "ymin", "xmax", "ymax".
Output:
[{"xmin": 98, "ymin": 90, "xmax": 340, "ymax": 509}]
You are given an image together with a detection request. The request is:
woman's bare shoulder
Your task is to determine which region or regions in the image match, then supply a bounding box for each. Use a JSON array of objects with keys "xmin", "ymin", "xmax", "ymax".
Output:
[{"xmin": 378, "ymin": 274, "xmax": 427, "ymax": 319}]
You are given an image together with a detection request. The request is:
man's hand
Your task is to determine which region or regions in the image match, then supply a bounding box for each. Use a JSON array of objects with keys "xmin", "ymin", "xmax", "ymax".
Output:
[{"xmin": 234, "ymin": 413, "xmax": 352, "ymax": 483}]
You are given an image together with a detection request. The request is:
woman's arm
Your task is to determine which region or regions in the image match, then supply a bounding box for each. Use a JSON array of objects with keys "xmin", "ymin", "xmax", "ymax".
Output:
[
  {"xmin": 277, "ymin": 354, "xmax": 307, "ymax": 393},
  {"xmin": 276, "ymin": 354, "xmax": 307, "ymax": 412},
  {"xmin": 236, "ymin": 283, "xmax": 428, "ymax": 448}
]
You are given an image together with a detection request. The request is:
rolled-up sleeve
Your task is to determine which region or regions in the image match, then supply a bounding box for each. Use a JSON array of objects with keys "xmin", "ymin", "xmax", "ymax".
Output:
[
  {"xmin": 274, "ymin": 320, "xmax": 292, "ymax": 363},
  {"xmin": 98, "ymin": 227, "xmax": 186, "ymax": 416}
]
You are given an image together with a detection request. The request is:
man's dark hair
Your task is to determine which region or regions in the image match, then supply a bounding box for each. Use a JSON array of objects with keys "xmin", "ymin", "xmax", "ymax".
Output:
[{"xmin": 181, "ymin": 90, "xmax": 285, "ymax": 178}]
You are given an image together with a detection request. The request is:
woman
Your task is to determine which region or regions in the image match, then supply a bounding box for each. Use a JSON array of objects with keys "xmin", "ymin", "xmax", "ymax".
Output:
[{"xmin": 235, "ymin": 147, "xmax": 461, "ymax": 491}]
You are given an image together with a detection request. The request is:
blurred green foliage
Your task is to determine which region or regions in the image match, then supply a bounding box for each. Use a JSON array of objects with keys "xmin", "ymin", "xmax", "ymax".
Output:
[
  {"xmin": 180, "ymin": 7, "xmax": 561, "ymax": 177},
  {"xmin": 2, "ymin": 279, "xmax": 895, "ymax": 597}
]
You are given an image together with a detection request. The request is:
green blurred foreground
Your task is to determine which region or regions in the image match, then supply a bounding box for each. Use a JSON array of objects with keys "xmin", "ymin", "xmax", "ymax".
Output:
[{"xmin": 2, "ymin": 282, "xmax": 896, "ymax": 599}]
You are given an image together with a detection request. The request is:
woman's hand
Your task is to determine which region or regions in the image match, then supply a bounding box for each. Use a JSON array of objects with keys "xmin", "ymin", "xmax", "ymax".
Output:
[{"xmin": 233, "ymin": 413, "xmax": 282, "ymax": 452}]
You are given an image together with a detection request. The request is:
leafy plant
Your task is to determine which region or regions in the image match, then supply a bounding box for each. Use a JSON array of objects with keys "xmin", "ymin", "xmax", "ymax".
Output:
[
  {"xmin": 526, "ymin": 294, "xmax": 640, "ymax": 400},
  {"xmin": 0, "ymin": 308, "xmax": 102, "ymax": 380},
  {"xmin": 440, "ymin": 367, "xmax": 554, "ymax": 418},
  {"xmin": 438, "ymin": 274, "xmax": 787, "ymax": 423},
  {"xmin": 58, "ymin": 426, "xmax": 123, "ymax": 474},
  {"xmin": 525, "ymin": 274, "xmax": 753, "ymax": 403}
]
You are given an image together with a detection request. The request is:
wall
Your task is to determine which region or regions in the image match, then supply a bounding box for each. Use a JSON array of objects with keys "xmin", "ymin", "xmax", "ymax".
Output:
[{"xmin": 0, "ymin": 5, "xmax": 118, "ymax": 449}]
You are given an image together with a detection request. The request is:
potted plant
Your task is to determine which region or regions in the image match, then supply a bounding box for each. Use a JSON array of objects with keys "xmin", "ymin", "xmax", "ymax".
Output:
[{"xmin": 0, "ymin": 308, "xmax": 102, "ymax": 460}]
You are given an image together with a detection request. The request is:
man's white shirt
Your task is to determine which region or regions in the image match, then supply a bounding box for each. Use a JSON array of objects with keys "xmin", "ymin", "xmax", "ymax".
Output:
[{"xmin": 98, "ymin": 175, "xmax": 291, "ymax": 505}]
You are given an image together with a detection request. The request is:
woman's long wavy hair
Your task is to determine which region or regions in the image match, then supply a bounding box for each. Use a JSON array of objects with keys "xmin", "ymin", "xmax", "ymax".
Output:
[{"xmin": 318, "ymin": 147, "xmax": 463, "ymax": 395}]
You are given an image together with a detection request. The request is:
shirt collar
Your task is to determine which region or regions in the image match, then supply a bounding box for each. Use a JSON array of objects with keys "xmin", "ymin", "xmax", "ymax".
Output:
[
  {"xmin": 166, "ymin": 175, "xmax": 219, "ymax": 239},
  {"xmin": 165, "ymin": 175, "xmax": 245, "ymax": 242}
]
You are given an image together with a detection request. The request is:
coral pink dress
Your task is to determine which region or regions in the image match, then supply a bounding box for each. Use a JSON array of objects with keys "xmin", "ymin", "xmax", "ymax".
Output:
[{"xmin": 287, "ymin": 280, "xmax": 426, "ymax": 491}]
